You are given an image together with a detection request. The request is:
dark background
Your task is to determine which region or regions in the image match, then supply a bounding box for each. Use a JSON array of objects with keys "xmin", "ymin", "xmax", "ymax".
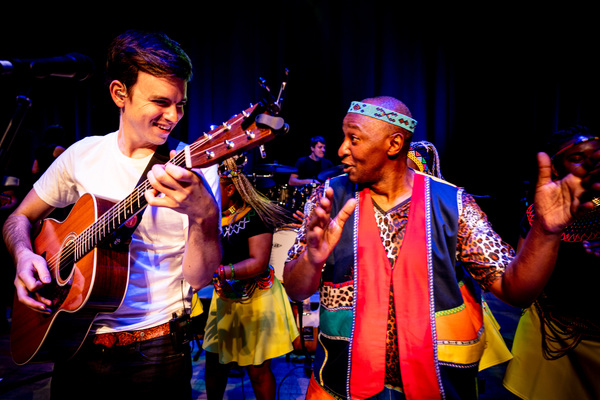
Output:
[{"xmin": 1, "ymin": 3, "xmax": 598, "ymax": 246}]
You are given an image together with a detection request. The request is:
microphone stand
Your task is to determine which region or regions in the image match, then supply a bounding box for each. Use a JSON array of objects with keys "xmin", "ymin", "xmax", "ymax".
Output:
[
  {"xmin": 0, "ymin": 94, "xmax": 31, "ymax": 206},
  {"xmin": 0, "ymin": 95, "xmax": 31, "ymax": 174}
]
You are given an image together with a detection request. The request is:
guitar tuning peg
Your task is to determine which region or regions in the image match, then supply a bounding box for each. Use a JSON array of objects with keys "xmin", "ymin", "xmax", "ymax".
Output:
[
  {"xmin": 258, "ymin": 70, "xmax": 289, "ymax": 115},
  {"xmin": 258, "ymin": 77, "xmax": 271, "ymax": 93},
  {"xmin": 276, "ymin": 81, "xmax": 286, "ymax": 108},
  {"xmin": 275, "ymin": 69, "xmax": 289, "ymax": 110}
]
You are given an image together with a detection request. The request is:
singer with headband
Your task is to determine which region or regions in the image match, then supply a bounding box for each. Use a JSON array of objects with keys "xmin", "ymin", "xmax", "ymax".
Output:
[{"xmin": 283, "ymin": 95, "xmax": 597, "ymax": 400}]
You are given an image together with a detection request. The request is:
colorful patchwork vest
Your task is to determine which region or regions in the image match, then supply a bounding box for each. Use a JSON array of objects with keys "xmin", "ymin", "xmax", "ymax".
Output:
[{"xmin": 314, "ymin": 173, "xmax": 485, "ymax": 400}]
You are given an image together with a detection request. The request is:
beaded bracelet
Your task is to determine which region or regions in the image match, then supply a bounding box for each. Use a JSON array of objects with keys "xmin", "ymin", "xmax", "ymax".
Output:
[
  {"xmin": 216, "ymin": 263, "xmax": 236, "ymax": 280},
  {"xmin": 217, "ymin": 264, "xmax": 225, "ymax": 280}
]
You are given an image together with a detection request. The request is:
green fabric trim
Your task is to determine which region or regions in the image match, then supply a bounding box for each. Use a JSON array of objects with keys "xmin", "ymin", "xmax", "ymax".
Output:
[{"xmin": 319, "ymin": 307, "xmax": 353, "ymax": 338}]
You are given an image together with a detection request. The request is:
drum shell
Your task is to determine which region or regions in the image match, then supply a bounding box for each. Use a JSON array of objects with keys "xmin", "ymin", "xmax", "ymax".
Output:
[{"xmin": 269, "ymin": 227, "xmax": 298, "ymax": 283}]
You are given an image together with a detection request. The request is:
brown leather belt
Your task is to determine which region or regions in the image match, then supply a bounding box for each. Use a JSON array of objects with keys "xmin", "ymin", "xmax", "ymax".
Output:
[{"xmin": 92, "ymin": 321, "xmax": 171, "ymax": 348}]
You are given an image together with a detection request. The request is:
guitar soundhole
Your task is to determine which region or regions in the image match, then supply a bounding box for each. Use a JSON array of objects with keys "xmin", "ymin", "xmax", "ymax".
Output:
[
  {"xmin": 57, "ymin": 241, "xmax": 76, "ymax": 282},
  {"xmin": 36, "ymin": 242, "xmax": 75, "ymax": 311}
]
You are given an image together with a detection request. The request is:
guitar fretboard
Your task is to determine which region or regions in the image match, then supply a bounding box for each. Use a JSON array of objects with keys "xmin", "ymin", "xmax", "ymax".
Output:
[{"xmin": 73, "ymin": 147, "xmax": 191, "ymax": 259}]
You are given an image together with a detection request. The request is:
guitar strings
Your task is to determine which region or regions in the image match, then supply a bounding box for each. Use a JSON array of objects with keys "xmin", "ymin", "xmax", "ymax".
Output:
[{"xmin": 45, "ymin": 110, "xmax": 256, "ymax": 278}]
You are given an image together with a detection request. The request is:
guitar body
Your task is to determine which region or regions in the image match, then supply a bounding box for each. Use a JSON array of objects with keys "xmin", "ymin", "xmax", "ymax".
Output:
[{"xmin": 10, "ymin": 193, "xmax": 130, "ymax": 365}]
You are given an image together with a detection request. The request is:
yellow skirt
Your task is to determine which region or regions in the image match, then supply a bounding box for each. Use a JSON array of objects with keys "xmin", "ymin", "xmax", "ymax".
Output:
[
  {"xmin": 503, "ymin": 307, "xmax": 600, "ymax": 400},
  {"xmin": 202, "ymin": 278, "xmax": 299, "ymax": 366},
  {"xmin": 479, "ymin": 300, "xmax": 513, "ymax": 371}
]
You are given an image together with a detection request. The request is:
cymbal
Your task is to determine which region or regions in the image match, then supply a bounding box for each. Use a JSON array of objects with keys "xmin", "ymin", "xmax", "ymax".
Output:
[
  {"xmin": 255, "ymin": 163, "xmax": 298, "ymax": 173},
  {"xmin": 317, "ymin": 165, "xmax": 345, "ymax": 181}
]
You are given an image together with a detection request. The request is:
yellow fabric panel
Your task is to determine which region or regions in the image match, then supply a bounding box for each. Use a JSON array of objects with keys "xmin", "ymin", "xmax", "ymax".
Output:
[
  {"xmin": 479, "ymin": 302, "xmax": 513, "ymax": 371},
  {"xmin": 190, "ymin": 292, "xmax": 203, "ymax": 317},
  {"xmin": 437, "ymin": 333, "xmax": 486, "ymax": 365}
]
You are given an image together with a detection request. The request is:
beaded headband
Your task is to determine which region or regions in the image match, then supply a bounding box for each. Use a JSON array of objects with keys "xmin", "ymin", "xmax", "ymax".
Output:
[
  {"xmin": 219, "ymin": 155, "xmax": 247, "ymax": 179},
  {"xmin": 347, "ymin": 101, "xmax": 417, "ymax": 132},
  {"xmin": 551, "ymin": 135, "xmax": 600, "ymax": 160},
  {"xmin": 219, "ymin": 169, "xmax": 241, "ymax": 179}
]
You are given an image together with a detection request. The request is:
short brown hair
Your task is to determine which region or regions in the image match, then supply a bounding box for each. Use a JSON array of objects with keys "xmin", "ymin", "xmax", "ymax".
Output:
[{"xmin": 106, "ymin": 30, "xmax": 193, "ymax": 92}]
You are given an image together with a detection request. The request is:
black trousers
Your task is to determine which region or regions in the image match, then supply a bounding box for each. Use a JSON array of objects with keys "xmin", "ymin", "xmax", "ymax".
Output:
[{"xmin": 50, "ymin": 334, "xmax": 193, "ymax": 400}]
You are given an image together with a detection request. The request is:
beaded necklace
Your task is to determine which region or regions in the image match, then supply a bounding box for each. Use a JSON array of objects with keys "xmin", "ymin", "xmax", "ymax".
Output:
[{"xmin": 526, "ymin": 204, "xmax": 600, "ymax": 243}]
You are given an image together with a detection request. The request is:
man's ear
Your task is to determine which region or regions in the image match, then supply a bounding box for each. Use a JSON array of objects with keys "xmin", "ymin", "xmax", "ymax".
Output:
[
  {"xmin": 109, "ymin": 80, "xmax": 127, "ymax": 107},
  {"xmin": 387, "ymin": 132, "xmax": 405, "ymax": 157}
]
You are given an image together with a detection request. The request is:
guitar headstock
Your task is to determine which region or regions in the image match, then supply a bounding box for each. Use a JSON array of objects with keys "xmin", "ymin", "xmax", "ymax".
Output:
[
  {"xmin": 181, "ymin": 102, "xmax": 287, "ymax": 170},
  {"xmin": 179, "ymin": 72, "xmax": 289, "ymax": 170}
]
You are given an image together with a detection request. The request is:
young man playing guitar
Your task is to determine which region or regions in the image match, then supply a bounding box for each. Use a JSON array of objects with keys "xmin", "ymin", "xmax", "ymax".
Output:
[{"xmin": 3, "ymin": 30, "xmax": 222, "ymax": 399}]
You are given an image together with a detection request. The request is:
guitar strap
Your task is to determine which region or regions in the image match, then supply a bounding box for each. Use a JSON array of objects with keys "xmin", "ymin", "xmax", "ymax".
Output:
[{"xmin": 108, "ymin": 137, "xmax": 180, "ymax": 248}]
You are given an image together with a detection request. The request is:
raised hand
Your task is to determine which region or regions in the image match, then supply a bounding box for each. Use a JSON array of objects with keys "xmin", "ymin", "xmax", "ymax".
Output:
[
  {"xmin": 305, "ymin": 187, "xmax": 357, "ymax": 268},
  {"xmin": 533, "ymin": 152, "xmax": 584, "ymax": 233}
]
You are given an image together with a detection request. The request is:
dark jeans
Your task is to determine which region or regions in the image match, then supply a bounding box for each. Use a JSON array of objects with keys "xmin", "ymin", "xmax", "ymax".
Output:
[{"xmin": 51, "ymin": 334, "xmax": 193, "ymax": 400}]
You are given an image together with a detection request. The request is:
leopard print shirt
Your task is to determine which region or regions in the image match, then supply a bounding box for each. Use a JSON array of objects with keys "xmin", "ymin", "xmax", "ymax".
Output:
[{"xmin": 286, "ymin": 186, "xmax": 514, "ymax": 388}]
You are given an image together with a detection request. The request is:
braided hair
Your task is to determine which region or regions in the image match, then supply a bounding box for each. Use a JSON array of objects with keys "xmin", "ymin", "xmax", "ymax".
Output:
[
  {"xmin": 408, "ymin": 140, "xmax": 444, "ymax": 180},
  {"xmin": 220, "ymin": 156, "xmax": 293, "ymax": 229}
]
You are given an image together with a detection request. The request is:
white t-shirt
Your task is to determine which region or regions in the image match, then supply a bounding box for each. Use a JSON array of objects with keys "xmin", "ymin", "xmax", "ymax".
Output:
[{"xmin": 33, "ymin": 131, "xmax": 221, "ymax": 334}]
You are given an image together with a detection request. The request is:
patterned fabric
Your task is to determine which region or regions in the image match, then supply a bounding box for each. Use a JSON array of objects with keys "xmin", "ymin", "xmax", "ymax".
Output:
[
  {"xmin": 213, "ymin": 206, "xmax": 274, "ymax": 301},
  {"xmin": 526, "ymin": 204, "xmax": 600, "ymax": 243},
  {"xmin": 286, "ymin": 175, "xmax": 514, "ymax": 398},
  {"xmin": 349, "ymin": 178, "xmax": 441, "ymax": 399},
  {"xmin": 212, "ymin": 266, "xmax": 274, "ymax": 301},
  {"xmin": 92, "ymin": 321, "xmax": 171, "ymax": 348},
  {"xmin": 347, "ymin": 101, "xmax": 417, "ymax": 132},
  {"xmin": 408, "ymin": 148, "xmax": 427, "ymax": 173}
]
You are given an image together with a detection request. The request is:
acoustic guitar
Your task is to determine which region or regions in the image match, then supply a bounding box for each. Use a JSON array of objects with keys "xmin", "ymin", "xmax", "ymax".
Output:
[{"xmin": 10, "ymin": 101, "xmax": 287, "ymax": 365}]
